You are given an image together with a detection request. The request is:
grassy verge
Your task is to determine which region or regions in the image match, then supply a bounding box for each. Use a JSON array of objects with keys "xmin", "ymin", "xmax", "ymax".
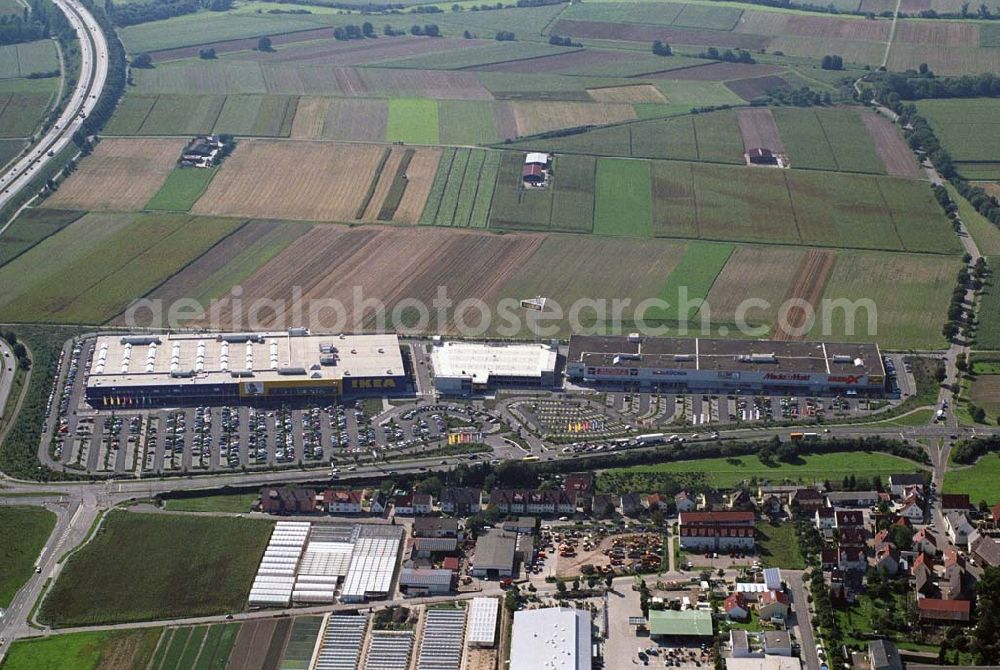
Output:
[
  {"xmin": 756, "ymin": 521, "xmax": 805, "ymax": 569},
  {"xmin": 0, "ymin": 627, "xmax": 162, "ymax": 670}
]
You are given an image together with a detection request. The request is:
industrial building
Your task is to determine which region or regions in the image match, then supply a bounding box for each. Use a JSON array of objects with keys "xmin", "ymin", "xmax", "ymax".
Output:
[
  {"xmin": 510, "ymin": 607, "xmax": 591, "ymax": 670},
  {"xmin": 566, "ymin": 334, "xmax": 886, "ymax": 396},
  {"xmin": 430, "ymin": 340, "xmax": 559, "ymax": 395},
  {"xmin": 467, "ymin": 597, "xmax": 499, "ymax": 648},
  {"xmin": 647, "ymin": 610, "xmax": 714, "ymax": 639},
  {"xmin": 470, "ymin": 530, "xmax": 517, "ymax": 578},
  {"xmin": 85, "ymin": 330, "xmax": 410, "ymax": 407}
]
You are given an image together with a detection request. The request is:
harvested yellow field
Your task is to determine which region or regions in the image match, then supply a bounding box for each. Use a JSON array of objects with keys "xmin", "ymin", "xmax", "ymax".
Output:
[
  {"xmin": 47, "ymin": 138, "xmax": 185, "ymax": 211},
  {"xmin": 191, "ymin": 139, "xmax": 386, "ymax": 222},
  {"xmin": 392, "ymin": 147, "xmax": 441, "ymax": 224},
  {"xmin": 363, "ymin": 148, "xmax": 404, "ymax": 220},
  {"xmin": 587, "ymin": 84, "xmax": 667, "ymax": 103},
  {"xmin": 703, "ymin": 245, "xmax": 805, "ymax": 327},
  {"xmin": 511, "ymin": 101, "xmax": 636, "ymax": 137},
  {"xmin": 288, "ymin": 96, "xmax": 328, "ymax": 139}
]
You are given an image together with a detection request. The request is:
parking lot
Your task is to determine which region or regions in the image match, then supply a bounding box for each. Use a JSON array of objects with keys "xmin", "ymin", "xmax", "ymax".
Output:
[{"xmin": 47, "ymin": 338, "xmax": 504, "ymax": 475}]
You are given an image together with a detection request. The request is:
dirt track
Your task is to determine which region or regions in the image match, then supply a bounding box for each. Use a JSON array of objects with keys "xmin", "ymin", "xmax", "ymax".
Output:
[{"xmin": 774, "ymin": 249, "xmax": 835, "ymax": 340}]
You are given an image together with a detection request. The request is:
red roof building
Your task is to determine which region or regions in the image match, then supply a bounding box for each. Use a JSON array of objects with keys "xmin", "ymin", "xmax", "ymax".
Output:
[
  {"xmin": 678, "ymin": 511, "xmax": 755, "ymax": 551},
  {"xmin": 522, "ymin": 164, "xmax": 545, "ymax": 183},
  {"xmin": 918, "ymin": 598, "xmax": 971, "ymax": 622}
]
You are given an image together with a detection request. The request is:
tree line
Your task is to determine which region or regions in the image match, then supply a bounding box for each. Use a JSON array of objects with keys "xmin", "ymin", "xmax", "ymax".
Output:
[
  {"xmin": 105, "ymin": 0, "xmax": 231, "ymax": 28},
  {"xmin": 0, "ymin": 0, "xmax": 70, "ymax": 47}
]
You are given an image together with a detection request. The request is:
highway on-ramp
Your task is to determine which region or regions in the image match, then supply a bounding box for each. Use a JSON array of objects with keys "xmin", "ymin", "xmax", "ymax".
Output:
[{"xmin": 0, "ymin": 0, "xmax": 109, "ymax": 215}]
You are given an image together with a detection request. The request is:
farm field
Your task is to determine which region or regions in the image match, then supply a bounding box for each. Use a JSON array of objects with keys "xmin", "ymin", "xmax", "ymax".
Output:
[
  {"xmin": 0, "ymin": 138, "xmax": 22, "ymax": 167},
  {"xmin": 0, "ymin": 91, "xmax": 54, "ymax": 138},
  {"xmin": 599, "ymin": 451, "xmax": 925, "ymax": 491},
  {"xmin": 39, "ymin": 511, "xmax": 272, "ymax": 626},
  {"xmin": 655, "ymin": 241, "xmax": 734, "ymax": 323},
  {"xmin": 0, "ymin": 208, "xmax": 84, "ymax": 268},
  {"xmin": 145, "ymin": 167, "xmax": 218, "ymax": 211},
  {"xmin": 47, "ymin": 138, "xmax": 188, "ymax": 211},
  {"xmin": 226, "ymin": 618, "xmax": 292, "ymax": 670},
  {"xmin": 147, "ymin": 220, "xmax": 309, "ymax": 309},
  {"xmin": 819, "ymin": 250, "xmax": 959, "ymax": 348},
  {"xmin": 975, "ymin": 257, "xmax": 1000, "ymax": 350},
  {"xmin": 0, "ymin": 506, "xmax": 56, "ymax": 608},
  {"xmin": 151, "ymin": 623, "xmax": 240, "ymax": 670},
  {"xmin": 0, "ymin": 40, "xmax": 58, "ymax": 78},
  {"xmin": 917, "ymin": 99, "xmax": 1000, "ymax": 180},
  {"xmin": 0, "ymin": 212, "xmax": 244, "ymax": 324},
  {"xmin": 420, "ymin": 148, "xmax": 500, "ymax": 228},
  {"xmin": 948, "ymin": 186, "xmax": 1000, "ymax": 256},
  {"xmin": 278, "ymin": 616, "xmax": 324, "ymax": 670},
  {"xmin": 593, "ymin": 158, "xmax": 651, "ymax": 237},
  {"xmin": 190, "ymin": 140, "xmax": 406, "ymax": 222},
  {"xmin": 0, "ymin": 628, "xmax": 162, "ymax": 670},
  {"xmin": 386, "ymin": 98, "xmax": 439, "ymax": 144},
  {"xmin": 944, "ymin": 453, "xmax": 1000, "ymax": 506}
]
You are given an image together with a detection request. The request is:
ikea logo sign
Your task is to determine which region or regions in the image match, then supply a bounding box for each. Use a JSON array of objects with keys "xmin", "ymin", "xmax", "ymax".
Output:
[{"xmin": 349, "ymin": 378, "xmax": 397, "ymax": 389}]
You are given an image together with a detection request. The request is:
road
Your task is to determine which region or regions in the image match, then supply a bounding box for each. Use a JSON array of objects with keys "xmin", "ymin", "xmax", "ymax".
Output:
[
  {"xmin": 0, "ymin": 0, "xmax": 109, "ymax": 216},
  {"xmin": 785, "ymin": 570, "xmax": 820, "ymax": 670},
  {"xmin": 0, "ymin": 339, "xmax": 15, "ymax": 423}
]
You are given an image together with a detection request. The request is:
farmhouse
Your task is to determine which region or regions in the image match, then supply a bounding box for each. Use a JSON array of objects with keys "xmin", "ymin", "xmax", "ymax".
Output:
[
  {"xmin": 747, "ymin": 147, "xmax": 779, "ymax": 166},
  {"xmin": 430, "ymin": 340, "xmax": 559, "ymax": 395},
  {"xmin": 521, "ymin": 152, "xmax": 551, "ymax": 186},
  {"xmin": 566, "ymin": 334, "xmax": 886, "ymax": 396},
  {"xmin": 85, "ymin": 331, "xmax": 410, "ymax": 408}
]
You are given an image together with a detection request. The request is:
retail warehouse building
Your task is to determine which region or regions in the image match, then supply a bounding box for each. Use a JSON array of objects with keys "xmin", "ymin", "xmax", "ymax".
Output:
[
  {"xmin": 430, "ymin": 339, "xmax": 559, "ymax": 395},
  {"xmin": 566, "ymin": 335, "xmax": 886, "ymax": 396},
  {"xmin": 86, "ymin": 330, "xmax": 410, "ymax": 408}
]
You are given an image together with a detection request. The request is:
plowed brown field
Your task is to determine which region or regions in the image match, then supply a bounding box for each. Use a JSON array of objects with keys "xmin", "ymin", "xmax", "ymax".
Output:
[
  {"xmin": 735, "ymin": 107, "xmax": 785, "ymax": 155},
  {"xmin": 197, "ymin": 226, "xmax": 545, "ymax": 332},
  {"xmin": 774, "ymin": 249, "xmax": 835, "ymax": 340},
  {"xmin": 191, "ymin": 140, "xmax": 386, "ymax": 222},
  {"xmin": 47, "ymin": 138, "xmax": 186, "ymax": 211},
  {"xmin": 861, "ymin": 112, "xmax": 922, "ymax": 177}
]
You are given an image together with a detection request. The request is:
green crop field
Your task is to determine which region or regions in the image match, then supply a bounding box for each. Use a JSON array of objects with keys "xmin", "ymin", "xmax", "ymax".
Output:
[
  {"xmin": 946, "ymin": 186, "xmax": 1000, "ymax": 256},
  {"xmin": 655, "ymin": 241, "xmax": 734, "ymax": 322},
  {"xmin": 488, "ymin": 151, "xmax": 554, "ymax": 230},
  {"xmin": 0, "ymin": 212, "xmax": 244, "ymax": 324},
  {"xmin": 151, "ymin": 623, "xmax": 237, "ymax": 670},
  {"xmin": 0, "ymin": 628, "xmax": 162, "ymax": 670},
  {"xmin": 378, "ymin": 42, "xmax": 574, "ymax": 70},
  {"xmin": 439, "ymin": 100, "xmax": 498, "ymax": 145},
  {"xmin": 0, "ymin": 138, "xmax": 22, "ymax": 168},
  {"xmin": 594, "ymin": 157, "xmax": 651, "ymax": 236},
  {"xmin": 0, "ymin": 506, "xmax": 56, "ymax": 608},
  {"xmin": 976, "ymin": 257, "xmax": 1000, "ymax": 350},
  {"xmin": 599, "ymin": 451, "xmax": 924, "ymax": 491},
  {"xmin": 279, "ymin": 617, "xmax": 324, "ymax": 670},
  {"xmin": 0, "ymin": 209, "xmax": 84, "ymax": 268},
  {"xmin": 550, "ymin": 154, "xmax": 596, "ymax": 233},
  {"xmin": 387, "ymin": 98, "xmax": 439, "ymax": 144},
  {"xmin": 40, "ymin": 511, "xmax": 272, "ymax": 626},
  {"xmin": 145, "ymin": 168, "xmax": 219, "ymax": 211},
  {"xmin": 119, "ymin": 11, "xmax": 337, "ymax": 53},
  {"xmin": 140, "ymin": 95, "xmax": 227, "ymax": 135},
  {"xmin": 917, "ymin": 99, "xmax": 1000, "ymax": 180},
  {"xmin": 0, "ymin": 40, "xmax": 58, "ymax": 78},
  {"xmin": 944, "ymin": 452, "xmax": 1000, "ymax": 506},
  {"xmin": 0, "ymin": 92, "xmax": 53, "ymax": 137},
  {"xmin": 213, "ymin": 94, "xmax": 296, "ymax": 136},
  {"xmin": 821, "ymin": 250, "xmax": 960, "ymax": 348}
]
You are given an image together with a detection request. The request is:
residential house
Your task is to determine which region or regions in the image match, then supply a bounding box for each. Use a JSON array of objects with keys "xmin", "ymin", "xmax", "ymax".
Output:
[
  {"xmin": 871, "ymin": 544, "xmax": 900, "ymax": 576},
  {"xmin": 675, "ymin": 491, "xmax": 697, "ymax": 513},
  {"xmin": 763, "ymin": 631, "xmax": 792, "ymax": 657},
  {"xmin": 917, "ymin": 598, "xmax": 970, "ymax": 623},
  {"xmin": 758, "ymin": 590, "xmax": 790, "ymax": 622},
  {"xmin": 791, "ymin": 488, "xmax": 825, "ymax": 515},
  {"xmin": 678, "ymin": 511, "xmax": 756, "ymax": 551},
  {"xmin": 592, "ymin": 494, "xmax": 617, "ymax": 518},
  {"xmin": 698, "ymin": 490, "xmax": 725, "ymax": 511},
  {"xmin": 838, "ymin": 527, "xmax": 868, "ymax": 547},
  {"xmin": 439, "ymin": 487, "xmax": 481, "ymax": 516},
  {"xmin": 914, "ymin": 563, "xmax": 937, "ymax": 598},
  {"xmin": 873, "ymin": 529, "xmax": 891, "ymax": 552},
  {"xmin": 888, "ymin": 474, "xmax": 925, "ymax": 496},
  {"xmin": 258, "ymin": 487, "xmax": 316, "ymax": 515},
  {"xmin": 815, "ymin": 508, "xmax": 836, "ymax": 530},
  {"xmin": 945, "ymin": 512, "xmax": 974, "ymax": 547},
  {"xmin": 502, "ymin": 517, "xmax": 537, "ymax": 535},
  {"xmin": 413, "ymin": 517, "xmax": 461, "ymax": 539},
  {"xmin": 370, "ymin": 492, "xmax": 389, "ymax": 516},
  {"xmin": 563, "ymin": 473, "xmax": 594, "ymax": 496},
  {"xmin": 992, "ymin": 501, "xmax": 1000, "ymax": 526},
  {"xmin": 897, "ymin": 499, "xmax": 924, "ymax": 523},
  {"xmin": 940, "ymin": 494, "xmax": 970, "ymax": 514},
  {"xmin": 730, "ymin": 630, "xmax": 755, "ymax": 658},
  {"xmin": 323, "ymin": 490, "xmax": 364, "ymax": 514},
  {"xmin": 490, "ymin": 489, "xmax": 576, "ymax": 516},
  {"xmin": 825, "ymin": 491, "xmax": 879, "ymax": 508},
  {"xmin": 394, "ymin": 493, "xmax": 433, "ymax": 516},
  {"xmin": 620, "ymin": 492, "xmax": 643, "ymax": 516},
  {"xmin": 868, "ymin": 640, "xmax": 902, "ymax": 670},
  {"xmin": 761, "ymin": 494, "xmax": 784, "ymax": 516},
  {"xmin": 724, "ymin": 593, "xmax": 750, "ymax": 621},
  {"xmin": 837, "ymin": 546, "xmax": 867, "ymax": 572},
  {"xmin": 647, "ymin": 494, "xmax": 666, "ymax": 513},
  {"xmin": 729, "ymin": 489, "xmax": 755, "ymax": 511},
  {"xmin": 834, "ymin": 510, "xmax": 864, "ymax": 528},
  {"xmin": 971, "ymin": 534, "xmax": 1000, "ymax": 568},
  {"xmin": 912, "ymin": 528, "xmax": 939, "ymax": 557}
]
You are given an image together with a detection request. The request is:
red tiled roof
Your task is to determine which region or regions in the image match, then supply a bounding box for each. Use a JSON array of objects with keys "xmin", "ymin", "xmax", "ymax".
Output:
[
  {"xmin": 760, "ymin": 590, "xmax": 789, "ymax": 606},
  {"xmin": 680, "ymin": 511, "xmax": 755, "ymax": 524},
  {"xmin": 918, "ymin": 598, "xmax": 970, "ymax": 613}
]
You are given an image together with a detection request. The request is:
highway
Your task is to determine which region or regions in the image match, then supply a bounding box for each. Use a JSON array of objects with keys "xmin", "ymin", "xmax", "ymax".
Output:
[{"xmin": 0, "ymin": 0, "xmax": 109, "ymax": 214}]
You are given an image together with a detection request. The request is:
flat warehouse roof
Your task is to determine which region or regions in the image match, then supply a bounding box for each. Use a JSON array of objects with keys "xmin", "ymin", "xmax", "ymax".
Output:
[
  {"xmin": 647, "ymin": 610, "xmax": 714, "ymax": 637},
  {"xmin": 431, "ymin": 341, "xmax": 557, "ymax": 384},
  {"xmin": 87, "ymin": 331, "xmax": 404, "ymax": 389},
  {"xmin": 510, "ymin": 608, "xmax": 590, "ymax": 670},
  {"xmin": 567, "ymin": 335, "xmax": 883, "ymax": 377},
  {"xmin": 467, "ymin": 597, "xmax": 499, "ymax": 646}
]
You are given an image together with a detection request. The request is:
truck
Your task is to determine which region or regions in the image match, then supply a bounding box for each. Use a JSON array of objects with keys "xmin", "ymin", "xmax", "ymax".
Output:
[
  {"xmin": 789, "ymin": 432, "xmax": 819, "ymax": 440},
  {"xmin": 636, "ymin": 433, "xmax": 666, "ymax": 445}
]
